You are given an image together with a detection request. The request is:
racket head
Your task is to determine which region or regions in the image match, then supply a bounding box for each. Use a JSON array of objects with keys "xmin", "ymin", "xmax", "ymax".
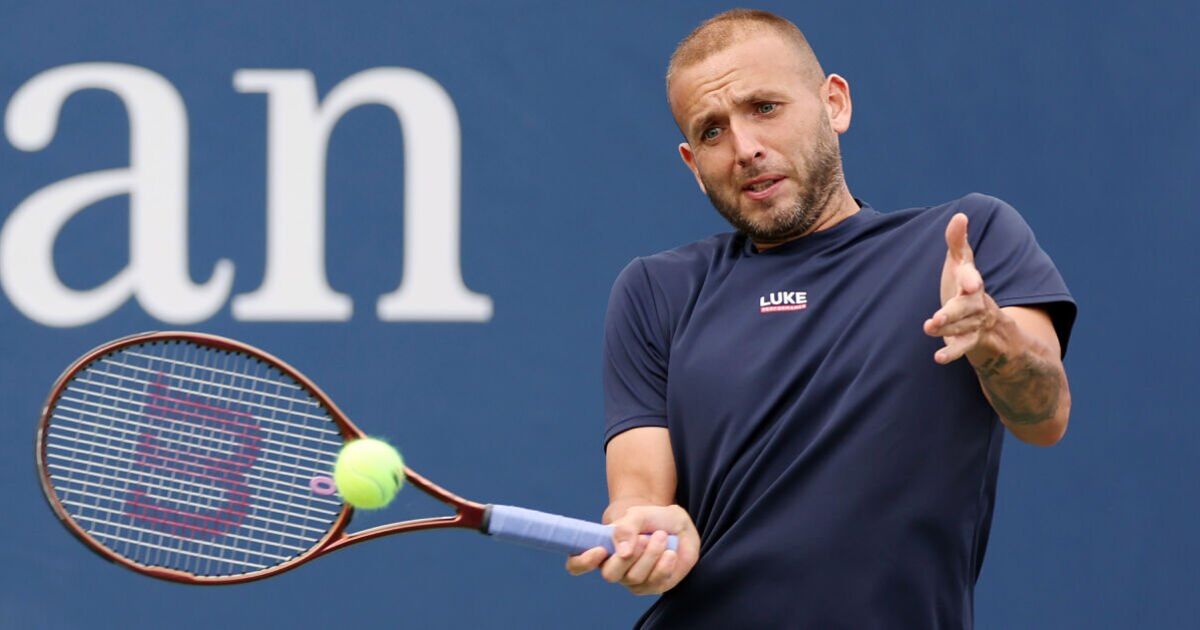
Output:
[{"xmin": 36, "ymin": 332, "xmax": 369, "ymax": 584}]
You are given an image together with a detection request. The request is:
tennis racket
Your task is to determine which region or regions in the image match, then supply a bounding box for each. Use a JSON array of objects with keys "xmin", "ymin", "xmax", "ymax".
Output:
[{"xmin": 36, "ymin": 331, "xmax": 676, "ymax": 585}]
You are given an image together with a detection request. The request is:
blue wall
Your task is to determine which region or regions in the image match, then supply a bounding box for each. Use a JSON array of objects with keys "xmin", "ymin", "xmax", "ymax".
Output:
[{"xmin": 1, "ymin": 1, "xmax": 1196, "ymax": 627}]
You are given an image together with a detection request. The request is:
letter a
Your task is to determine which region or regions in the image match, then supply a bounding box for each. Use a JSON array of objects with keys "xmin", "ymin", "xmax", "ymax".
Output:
[{"xmin": 2, "ymin": 63, "xmax": 233, "ymax": 327}]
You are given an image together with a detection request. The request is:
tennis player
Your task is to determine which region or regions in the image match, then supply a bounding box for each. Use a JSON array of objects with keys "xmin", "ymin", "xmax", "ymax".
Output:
[{"xmin": 566, "ymin": 9, "xmax": 1076, "ymax": 628}]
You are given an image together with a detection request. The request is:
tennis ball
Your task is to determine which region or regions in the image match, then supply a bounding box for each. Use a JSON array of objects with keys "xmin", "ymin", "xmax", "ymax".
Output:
[{"xmin": 334, "ymin": 438, "xmax": 405, "ymax": 509}]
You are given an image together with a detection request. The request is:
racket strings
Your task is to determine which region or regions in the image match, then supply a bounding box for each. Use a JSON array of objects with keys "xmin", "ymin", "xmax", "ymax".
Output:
[{"xmin": 43, "ymin": 341, "xmax": 346, "ymax": 578}]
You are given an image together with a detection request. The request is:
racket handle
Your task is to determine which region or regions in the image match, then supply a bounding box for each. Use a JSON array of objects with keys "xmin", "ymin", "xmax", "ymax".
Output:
[{"xmin": 484, "ymin": 504, "xmax": 679, "ymax": 555}]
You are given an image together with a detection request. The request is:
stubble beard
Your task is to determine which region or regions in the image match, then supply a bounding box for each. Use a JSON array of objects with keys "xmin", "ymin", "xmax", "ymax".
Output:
[{"xmin": 703, "ymin": 123, "xmax": 845, "ymax": 246}]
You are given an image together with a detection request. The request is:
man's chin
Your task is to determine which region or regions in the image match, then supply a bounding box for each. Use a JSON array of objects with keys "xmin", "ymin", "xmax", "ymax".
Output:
[
  {"xmin": 742, "ymin": 210, "xmax": 799, "ymax": 234},
  {"xmin": 710, "ymin": 193, "xmax": 808, "ymax": 240},
  {"xmin": 737, "ymin": 207, "xmax": 820, "ymax": 244}
]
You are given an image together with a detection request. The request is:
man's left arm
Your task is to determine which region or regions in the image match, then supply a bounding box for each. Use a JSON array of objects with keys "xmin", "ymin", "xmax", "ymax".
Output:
[{"xmin": 924, "ymin": 212, "xmax": 1071, "ymax": 446}]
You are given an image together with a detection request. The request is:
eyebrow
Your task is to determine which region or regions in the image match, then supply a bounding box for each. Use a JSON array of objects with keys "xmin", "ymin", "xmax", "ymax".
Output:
[{"xmin": 687, "ymin": 89, "xmax": 790, "ymax": 137}]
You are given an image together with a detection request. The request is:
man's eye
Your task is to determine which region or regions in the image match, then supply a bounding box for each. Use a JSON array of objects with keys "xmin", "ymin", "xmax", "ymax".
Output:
[
  {"xmin": 757, "ymin": 102, "xmax": 777, "ymax": 114},
  {"xmin": 702, "ymin": 127, "xmax": 721, "ymax": 141}
]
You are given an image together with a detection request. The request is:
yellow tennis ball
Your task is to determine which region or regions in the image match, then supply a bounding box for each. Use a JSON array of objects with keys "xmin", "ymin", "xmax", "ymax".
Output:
[{"xmin": 333, "ymin": 438, "xmax": 405, "ymax": 509}]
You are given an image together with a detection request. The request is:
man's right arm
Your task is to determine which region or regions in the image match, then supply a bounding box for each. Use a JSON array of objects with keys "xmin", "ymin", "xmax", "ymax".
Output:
[{"xmin": 565, "ymin": 427, "xmax": 700, "ymax": 595}]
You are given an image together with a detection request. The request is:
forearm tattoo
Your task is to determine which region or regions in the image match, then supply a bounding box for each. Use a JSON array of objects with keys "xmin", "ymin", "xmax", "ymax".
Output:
[{"xmin": 973, "ymin": 351, "xmax": 1063, "ymax": 425}]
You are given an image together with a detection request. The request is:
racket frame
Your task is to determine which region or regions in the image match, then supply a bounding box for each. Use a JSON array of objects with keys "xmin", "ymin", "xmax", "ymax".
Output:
[{"xmin": 36, "ymin": 331, "xmax": 486, "ymax": 585}]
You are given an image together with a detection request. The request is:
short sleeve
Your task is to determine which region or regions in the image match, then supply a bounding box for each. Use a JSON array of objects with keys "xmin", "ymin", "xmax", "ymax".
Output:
[
  {"xmin": 603, "ymin": 258, "xmax": 670, "ymax": 447},
  {"xmin": 966, "ymin": 194, "xmax": 1077, "ymax": 355}
]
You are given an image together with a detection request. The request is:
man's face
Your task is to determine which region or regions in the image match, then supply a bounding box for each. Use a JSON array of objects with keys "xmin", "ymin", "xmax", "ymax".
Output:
[{"xmin": 669, "ymin": 33, "xmax": 846, "ymax": 245}]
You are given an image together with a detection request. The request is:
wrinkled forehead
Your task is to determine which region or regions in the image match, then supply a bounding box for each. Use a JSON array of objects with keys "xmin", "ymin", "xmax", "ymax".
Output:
[{"xmin": 668, "ymin": 33, "xmax": 815, "ymax": 128}]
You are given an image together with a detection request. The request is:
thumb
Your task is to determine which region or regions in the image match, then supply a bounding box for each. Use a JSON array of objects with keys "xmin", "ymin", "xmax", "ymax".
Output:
[
  {"xmin": 944, "ymin": 213, "xmax": 974, "ymax": 264},
  {"xmin": 956, "ymin": 260, "xmax": 983, "ymax": 295},
  {"xmin": 610, "ymin": 511, "xmax": 648, "ymax": 558}
]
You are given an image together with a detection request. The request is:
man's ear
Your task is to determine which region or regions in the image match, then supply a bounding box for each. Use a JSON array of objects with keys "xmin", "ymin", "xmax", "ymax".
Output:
[
  {"xmin": 823, "ymin": 74, "xmax": 853, "ymax": 134},
  {"xmin": 678, "ymin": 143, "xmax": 707, "ymax": 194}
]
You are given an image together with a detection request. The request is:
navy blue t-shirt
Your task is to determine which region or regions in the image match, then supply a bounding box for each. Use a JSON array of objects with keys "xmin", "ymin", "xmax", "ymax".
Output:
[{"xmin": 602, "ymin": 194, "xmax": 1076, "ymax": 629}]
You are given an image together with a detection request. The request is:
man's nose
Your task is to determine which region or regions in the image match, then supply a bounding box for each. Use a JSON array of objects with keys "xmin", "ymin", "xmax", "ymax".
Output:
[{"xmin": 729, "ymin": 121, "xmax": 766, "ymax": 167}]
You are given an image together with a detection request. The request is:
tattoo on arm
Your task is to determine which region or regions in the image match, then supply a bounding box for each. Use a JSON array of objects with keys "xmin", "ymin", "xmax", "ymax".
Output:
[{"xmin": 973, "ymin": 351, "xmax": 1063, "ymax": 425}]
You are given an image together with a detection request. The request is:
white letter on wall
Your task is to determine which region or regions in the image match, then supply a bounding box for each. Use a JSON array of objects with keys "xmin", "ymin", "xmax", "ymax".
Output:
[
  {"xmin": 2, "ymin": 63, "xmax": 234, "ymax": 327},
  {"xmin": 232, "ymin": 68, "xmax": 492, "ymax": 322}
]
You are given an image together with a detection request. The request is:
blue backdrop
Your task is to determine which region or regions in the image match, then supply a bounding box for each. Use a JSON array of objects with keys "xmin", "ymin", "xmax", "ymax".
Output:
[{"xmin": 1, "ymin": 1, "xmax": 1196, "ymax": 628}]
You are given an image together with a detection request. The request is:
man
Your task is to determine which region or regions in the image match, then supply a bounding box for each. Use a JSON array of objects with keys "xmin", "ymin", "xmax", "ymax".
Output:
[{"xmin": 567, "ymin": 9, "xmax": 1075, "ymax": 628}]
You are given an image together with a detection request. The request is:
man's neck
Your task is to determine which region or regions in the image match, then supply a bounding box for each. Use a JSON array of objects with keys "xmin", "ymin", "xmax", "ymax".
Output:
[{"xmin": 752, "ymin": 186, "xmax": 860, "ymax": 251}]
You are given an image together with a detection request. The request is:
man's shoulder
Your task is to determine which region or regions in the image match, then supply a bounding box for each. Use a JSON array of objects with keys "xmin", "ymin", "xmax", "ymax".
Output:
[
  {"xmin": 885, "ymin": 192, "xmax": 1016, "ymax": 223},
  {"xmin": 628, "ymin": 232, "xmax": 740, "ymax": 283},
  {"xmin": 609, "ymin": 233, "xmax": 738, "ymax": 309},
  {"xmin": 876, "ymin": 193, "xmax": 1025, "ymax": 245},
  {"xmin": 946, "ymin": 192, "xmax": 1021, "ymax": 222}
]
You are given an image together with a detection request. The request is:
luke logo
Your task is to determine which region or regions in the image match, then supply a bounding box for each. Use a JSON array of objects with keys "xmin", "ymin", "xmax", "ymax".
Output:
[{"xmin": 759, "ymin": 291, "xmax": 807, "ymax": 314}]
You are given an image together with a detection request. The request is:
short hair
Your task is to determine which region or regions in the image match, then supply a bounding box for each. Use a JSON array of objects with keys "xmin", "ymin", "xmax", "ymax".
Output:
[{"xmin": 666, "ymin": 9, "xmax": 825, "ymax": 99}]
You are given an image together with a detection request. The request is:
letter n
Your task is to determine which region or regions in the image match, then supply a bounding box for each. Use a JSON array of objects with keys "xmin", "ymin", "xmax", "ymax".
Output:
[{"xmin": 231, "ymin": 68, "xmax": 492, "ymax": 322}]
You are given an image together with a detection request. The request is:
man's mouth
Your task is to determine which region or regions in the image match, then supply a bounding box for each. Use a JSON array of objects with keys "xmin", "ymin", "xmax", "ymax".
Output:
[
  {"xmin": 746, "ymin": 179, "xmax": 779, "ymax": 192},
  {"xmin": 742, "ymin": 176, "xmax": 785, "ymax": 199}
]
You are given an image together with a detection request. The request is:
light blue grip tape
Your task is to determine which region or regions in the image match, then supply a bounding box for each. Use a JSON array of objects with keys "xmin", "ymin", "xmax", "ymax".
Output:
[{"xmin": 486, "ymin": 504, "xmax": 679, "ymax": 555}]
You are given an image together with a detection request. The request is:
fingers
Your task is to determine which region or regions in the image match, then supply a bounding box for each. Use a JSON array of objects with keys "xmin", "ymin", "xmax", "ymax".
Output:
[
  {"xmin": 618, "ymin": 531, "xmax": 682, "ymax": 596},
  {"xmin": 640, "ymin": 549, "xmax": 679, "ymax": 593},
  {"xmin": 944, "ymin": 213, "xmax": 974, "ymax": 264},
  {"xmin": 934, "ymin": 214, "xmax": 987, "ymax": 364},
  {"xmin": 926, "ymin": 314, "xmax": 984, "ymax": 338},
  {"xmin": 606, "ymin": 505, "xmax": 687, "ymax": 563},
  {"xmin": 565, "ymin": 546, "xmax": 609, "ymax": 576},
  {"xmin": 597, "ymin": 510, "xmax": 655, "ymax": 583},
  {"xmin": 925, "ymin": 292, "xmax": 983, "ymax": 336},
  {"xmin": 934, "ymin": 340, "xmax": 969, "ymax": 364},
  {"xmin": 925, "ymin": 294, "xmax": 983, "ymax": 364},
  {"xmin": 623, "ymin": 530, "xmax": 671, "ymax": 586},
  {"xmin": 600, "ymin": 532, "xmax": 648, "ymax": 583},
  {"xmin": 596, "ymin": 505, "xmax": 701, "ymax": 595}
]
